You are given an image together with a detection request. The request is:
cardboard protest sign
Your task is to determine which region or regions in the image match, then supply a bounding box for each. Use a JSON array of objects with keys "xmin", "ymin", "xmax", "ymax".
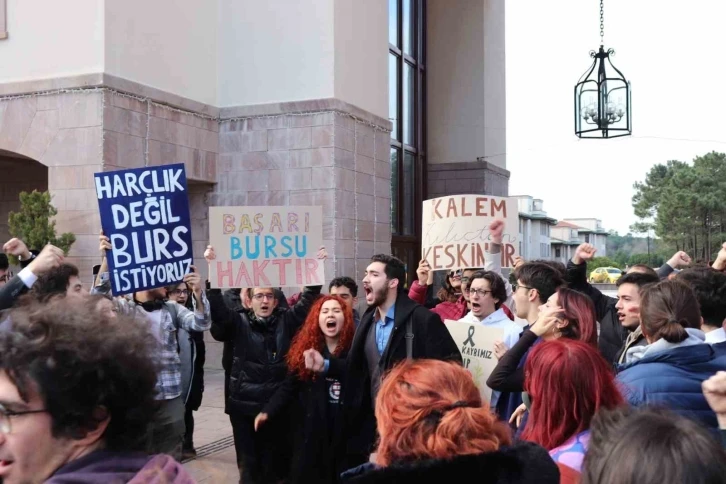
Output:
[
  {"xmin": 94, "ymin": 164, "xmax": 193, "ymax": 295},
  {"xmin": 422, "ymin": 195, "xmax": 519, "ymax": 271},
  {"xmin": 208, "ymin": 206, "xmax": 325, "ymax": 288},
  {"xmin": 444, "ymin": 320, "xmax": 504, "ymax": 403}
]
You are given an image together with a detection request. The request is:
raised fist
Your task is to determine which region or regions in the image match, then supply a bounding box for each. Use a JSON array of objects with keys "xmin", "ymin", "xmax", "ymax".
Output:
[
  {"xmin": 2, "ymin": 238, "xmax": 31, "ymax": 260},
  {"xmin": 574, "ymin": 243, "xmax": 597, "ymax": 264}
]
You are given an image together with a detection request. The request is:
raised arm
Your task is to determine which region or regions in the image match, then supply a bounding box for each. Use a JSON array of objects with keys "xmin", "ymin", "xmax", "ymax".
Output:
[
  {"xmin": 204, "ymin": 245, "xmax": 238, "ymax": 342},
  {"xmin": 566, "ymin": 244, "xmax": 615, "ymax": 320},
  {"xmin": 176, "ymin": 266, "xmax": 211, "ymax": 332},
  {"xmin": 657, "ymin": 250, "xmax": 692, "ymax": 279}
]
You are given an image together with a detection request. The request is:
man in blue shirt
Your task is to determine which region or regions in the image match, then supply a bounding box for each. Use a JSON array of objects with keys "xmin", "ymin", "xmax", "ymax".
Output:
[{"xmin": 306, "ymin": 254, "xmax": 462, "ymax": 473}]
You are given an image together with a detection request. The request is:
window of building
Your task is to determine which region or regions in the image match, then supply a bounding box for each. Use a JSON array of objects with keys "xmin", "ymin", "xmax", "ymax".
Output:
[
  {"xmin": 390, "ymin": 0, "xmax": 426, "ymax": 285},
  {"xmin": 555, "ymin": 247, "xmax": 561, "ymax": 258},
  {"xmin": 585, "ymin": 234, "xmax": 590, "ymax": 243}
]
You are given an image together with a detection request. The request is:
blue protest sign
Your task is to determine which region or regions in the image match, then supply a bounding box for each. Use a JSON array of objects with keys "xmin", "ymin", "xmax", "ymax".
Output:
[{"xmin": 94, "ymin": 164, "xmax": 193, "ymax": 295}]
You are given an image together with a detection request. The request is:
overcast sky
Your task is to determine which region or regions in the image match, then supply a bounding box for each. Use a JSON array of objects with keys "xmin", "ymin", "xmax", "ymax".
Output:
[{"xmin": 506, "ymin": 0, "xmax": 726, "ymax": 235}]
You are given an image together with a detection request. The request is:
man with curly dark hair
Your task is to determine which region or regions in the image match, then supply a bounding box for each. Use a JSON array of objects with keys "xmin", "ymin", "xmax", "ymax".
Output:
[{"xmin": 0, "ymin": 297, "xmax": 194, "ymax": 482}]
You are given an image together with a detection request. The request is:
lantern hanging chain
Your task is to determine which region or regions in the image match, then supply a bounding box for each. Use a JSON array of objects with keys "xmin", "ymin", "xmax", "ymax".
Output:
[{"xmin": 599, "ymin": 0, "xmax": 605, "ymax": 46}]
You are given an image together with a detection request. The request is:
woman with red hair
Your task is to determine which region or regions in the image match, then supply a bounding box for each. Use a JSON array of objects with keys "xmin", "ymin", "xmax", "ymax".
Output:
[
  {"xmin": 262, "ymin": 295, "xmax": 355, "ymax": 484},
  {"xmin": 488, "ymin": 286, "xmax": 598, "ymax": 394},
  {"xmin": 521, "ymin": 339, "xmax": 624, "ymax": 475},
  {"xmin": 342, "ymin": 359, "xmax": 559, "ymax": 483}
]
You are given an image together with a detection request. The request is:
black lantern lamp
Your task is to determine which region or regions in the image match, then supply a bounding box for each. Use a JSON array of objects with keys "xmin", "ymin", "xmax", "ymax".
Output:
[{"xmin": 575, "ymin": 0, "xmax": 631, "ymax": 139}]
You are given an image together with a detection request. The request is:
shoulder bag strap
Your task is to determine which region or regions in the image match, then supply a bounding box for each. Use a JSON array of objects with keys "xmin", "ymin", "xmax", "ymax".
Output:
[{"xmin": 405, "ymin": 316, "xmax": 414, "ymax": 360}]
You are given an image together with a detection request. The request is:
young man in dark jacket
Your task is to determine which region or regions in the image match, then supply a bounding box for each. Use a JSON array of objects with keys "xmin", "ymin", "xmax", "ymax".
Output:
[
  {"xmin": 305, "ymin": 254, "xmax": 462, "ymax": 472},
  {"xmin": 567, "ymin": 243, "xmax": 662, "ymax": 364}
]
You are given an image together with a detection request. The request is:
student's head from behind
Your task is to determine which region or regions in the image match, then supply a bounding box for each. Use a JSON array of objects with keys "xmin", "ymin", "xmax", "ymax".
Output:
[
  {"xmin": 639, "ymin": 280, "xmax": 702, "ymax": 344},
  {"xmin": 614, "ymin": 271, "xmax": 660, "ymax": 331},
  {"xmin": 582, "ymin": 407, "xmax": 726, "ymax": 484},
  {"xmin": 467, "ymin": 271, "xmax": 507, "ymax": 319},
  {"xmin": 512, "ymin": 263, "xmax": 564, "ymax": 319},
  {"xmin": 522, "ymin": 340, "xmax": 624, "ymax": 451},
  {"xmin": 0, "ymin": 254, "xmax": 9, "ymax": 288},
  {"xmin": 538, "ymin": 287, "xmax": 598, "ymax": 346},
  {"xmin": 0, "ymin": 298, "xmax": 158, "ymax": 484},
  {"xmin": 626, "ymin": 264, "xmax": 658, "ymax": 277},
  {"xmin": 246, "ymin": 287, "xmax": 278, "ymax": 318},
  {"xmin": 374, "ymin": 359, "xmax": 511, "ymax": 466},
  {"xmin": 30, "ymin": 263, "xmax": 83, "ymax": 302},
  {"xmin": 329, "ymin": 277, "xmax": 359, "ymax": 308},
  {"xmin": 676, "ymin": 267, "xmax": 726, "ymax": 331},
  {"xmin": 363, "ymin": 254, "xmax": 406, "ymax": 307},
  {"xmin": 286, "ymin": 295, "xmax": 355, "ymax": 381}
]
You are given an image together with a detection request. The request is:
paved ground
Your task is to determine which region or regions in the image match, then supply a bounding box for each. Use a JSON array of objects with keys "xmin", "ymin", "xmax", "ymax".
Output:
[{"xmin": 183, "ymin": 370, "xmax": 240, "ymax": 483}]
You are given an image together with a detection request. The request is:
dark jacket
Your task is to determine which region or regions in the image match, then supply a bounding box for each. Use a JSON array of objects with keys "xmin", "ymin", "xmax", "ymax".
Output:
[
  {"xmin": 327, "ymin": 293, "xmax": 462, "ymax": 470},
  {"xmin": 46, "ymin": 450, "xmax": 194, "ymax": 484},
  {"xmin": 268, "ymin": 348, "xmax": 349, "ymax": 484},
  {"xmin": 617, "ymin": 342, "xmax": 726, "ymax": 430},
  {"xmin": 208, "ymin": 286, "xmax": 319, "ymax": 416},
  {"xmin": 566, "ymin": 260, "xmax": 626, "ymax": 364},
  {"xmin": 0, "ymin": 254, "xmax": 36, "ymax": 311},
  {"xmin": 341, "ymin": 442, "xmax": 559, "ymax": 484}
]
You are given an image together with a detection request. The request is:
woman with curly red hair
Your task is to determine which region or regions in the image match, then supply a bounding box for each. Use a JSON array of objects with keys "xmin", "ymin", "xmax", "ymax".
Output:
[
  {"xmin": 342, "ymin": 359, "xmax": 559, "ymax": 483},
  {"xmin": 263, "ymin": 295, "xmax": 355, "ymax": 484},
  {"xmin": 521, "ymin": 339, "xmax": 624, "ymax": 476}
]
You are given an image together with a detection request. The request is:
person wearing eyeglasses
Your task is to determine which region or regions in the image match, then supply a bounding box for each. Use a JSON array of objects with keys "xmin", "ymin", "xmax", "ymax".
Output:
[
  {"xmin": 0, "ymin": 297, "xmax": 195, "ymax": 483},
  {"xmin": 167, "ymin": 281, "xmax": 206, "ymax": 461},
  {"xmin": 204, "ymin": 244, "xmax": 326, "ymax": 484}
]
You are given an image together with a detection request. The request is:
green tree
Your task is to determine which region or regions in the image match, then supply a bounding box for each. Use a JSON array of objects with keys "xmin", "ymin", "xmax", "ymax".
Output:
[
  {"xmin": 8, "ymin": 190, "xmax": 76, "ymax": 264},
  {"xmin": 632, "ymin": 152, "xmax": 726, "ymax": 262}
]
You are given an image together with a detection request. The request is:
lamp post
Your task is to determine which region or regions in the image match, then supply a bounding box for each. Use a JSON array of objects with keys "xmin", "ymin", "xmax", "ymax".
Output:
[{"xmin": 575, "ymin": 0, "xmax": 631, "ymax": 139}]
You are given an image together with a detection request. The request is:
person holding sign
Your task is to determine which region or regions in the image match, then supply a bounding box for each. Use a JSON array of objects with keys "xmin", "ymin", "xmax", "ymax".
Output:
[
  {"xmin": 204, "ymin": 244, "xmax": 326, "ymax": 484},
  {"xmin": 304, "ymin": 254, "xmax": 462, "ymax": 474},
  {"xmin": 93, "ymin": 232, "xmax": 211, "ymax": 460},
  {"xmin": 457, "ymin": 270, "xmax": 522, "ymax": 410}
]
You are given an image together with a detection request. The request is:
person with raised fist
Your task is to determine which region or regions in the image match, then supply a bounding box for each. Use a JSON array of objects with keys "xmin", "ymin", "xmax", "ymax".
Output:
[
  {"xmin": 0, "ymin": 240, "xmax": 64, "ymax": 311},
  {"xmin": 566, "ymin": 243, "xmax": 659, "ymax": 364}
]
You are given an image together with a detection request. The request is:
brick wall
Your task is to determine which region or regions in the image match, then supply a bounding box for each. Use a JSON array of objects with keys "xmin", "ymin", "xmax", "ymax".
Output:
[{"xmin": 428, "ymin": 160, "xmax": 510, "ymax": 198}]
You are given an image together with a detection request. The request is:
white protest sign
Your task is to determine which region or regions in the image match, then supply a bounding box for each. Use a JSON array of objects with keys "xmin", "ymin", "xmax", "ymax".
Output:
[
  {"xmin": 422, "ymin": 195, "xmax": 519, "ymax": 271},
  {"xmin": 444, "ymin": 320, "xmax": 504, "ymax": 403},
  {"xmin": 208, "ymin": 206, "xmax": 325, "ymax": 288}
]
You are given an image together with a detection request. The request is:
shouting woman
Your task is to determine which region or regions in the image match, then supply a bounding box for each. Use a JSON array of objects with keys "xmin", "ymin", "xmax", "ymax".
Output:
[{"xmin": 265, "ymin": 295, "xmax": 356, "ymax": 484}]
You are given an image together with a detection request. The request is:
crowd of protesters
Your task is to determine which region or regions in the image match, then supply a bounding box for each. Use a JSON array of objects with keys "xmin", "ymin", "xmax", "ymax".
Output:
[{"xmin": 0, "ymin": 225, "xmax": 725, "ymax": 484}]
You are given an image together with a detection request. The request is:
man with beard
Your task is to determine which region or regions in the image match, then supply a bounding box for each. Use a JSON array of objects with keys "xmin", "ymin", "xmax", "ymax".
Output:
[{"xmin": 305, "ymin": 254, "xmax": 462, "ymax": 472}]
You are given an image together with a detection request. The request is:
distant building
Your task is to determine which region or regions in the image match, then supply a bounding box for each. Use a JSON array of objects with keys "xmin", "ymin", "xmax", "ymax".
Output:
[
  {"xmin": 551, "ymin": 219, "xmax": 609, "ymax": 262},
  {"xmin": 551, "ymin": 222, "xmax": 582, "ymax": 263},
  {"xmin": 515, "ymin": 196, "xmax": 557, "ymax": 261}
]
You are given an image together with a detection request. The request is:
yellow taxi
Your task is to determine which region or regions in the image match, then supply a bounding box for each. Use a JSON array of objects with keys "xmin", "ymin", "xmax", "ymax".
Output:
[{"xmin": 589, "ymin": 267, "xmax": 622, "ymax": 284}]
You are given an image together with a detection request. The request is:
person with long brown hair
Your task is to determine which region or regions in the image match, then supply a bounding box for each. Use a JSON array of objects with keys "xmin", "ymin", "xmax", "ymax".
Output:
[
  {"xmin": 260, "ymin": 295, "xmax": 355, "ymax": 484},
  {"xmin": 617, "ymin": 280, "xmax": 726, "ymax": 430},
  {"xmin": 342, "ymin": 359, "xmax": 558, "ymax": 483}
]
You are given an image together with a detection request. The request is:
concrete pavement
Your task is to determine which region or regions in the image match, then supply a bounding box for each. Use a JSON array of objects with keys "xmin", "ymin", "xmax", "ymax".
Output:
[{"xmin": 183, "ymin": 369, "xmax": 240, "ymax": 483}]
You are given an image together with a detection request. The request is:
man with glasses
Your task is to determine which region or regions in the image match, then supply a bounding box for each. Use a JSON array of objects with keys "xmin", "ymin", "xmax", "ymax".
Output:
[
  {"xmin": 204, "ymin": 244, "xmax": 326, "ymax": 484},
  {"xmin": 458, "ymin": 270, "xmax": 522, "ymax": 410},
  {"xmin": 0, "ymin": 297, "xmax": 194, "ymax": 483}
]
